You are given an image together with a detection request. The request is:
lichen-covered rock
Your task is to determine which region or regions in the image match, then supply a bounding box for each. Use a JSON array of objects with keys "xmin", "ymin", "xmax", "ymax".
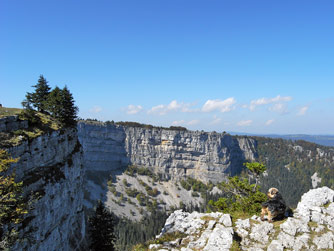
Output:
[
  {"xmin": 218, "ymin": 215, "xmax": 231, "ymax": 227},
  {"xmin": 235, "ymin": 218, "xmax": 251, "ymax": 239},
  {"xmin": 295, "ymin": 186, "xmax": 334, "ymax": 221},
  {"xmin": 153, "ymin": 210, "xmax": 233, "ymax": 250},
  {"xmin": 267, "ymin": 240, "xmax": 284, "ymax": 251},
  {"xmin": 249, "ymin": 221, "xmax": 274, "ymax": 244},
  {"xmin": 203, "ymin": 224, "xmax": 233, "ymax": 251},
  {"xmin": 280, "ymin": 217, "xmax": 309, "ymax": 236},
  {"xmin": 313, "ymin": 232, "xmax": 334, "ymax": 249}
]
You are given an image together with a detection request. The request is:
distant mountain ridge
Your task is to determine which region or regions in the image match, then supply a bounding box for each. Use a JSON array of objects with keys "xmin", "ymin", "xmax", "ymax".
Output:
[{"xmin": 229, "ymin": 132, "xmax": 334, "ymax": 147}]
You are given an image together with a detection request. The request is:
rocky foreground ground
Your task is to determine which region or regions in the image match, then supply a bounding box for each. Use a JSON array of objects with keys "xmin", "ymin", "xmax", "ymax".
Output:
[{"xmin": 147, "ymin": 186, "xmax": 334, "ymax": 251}]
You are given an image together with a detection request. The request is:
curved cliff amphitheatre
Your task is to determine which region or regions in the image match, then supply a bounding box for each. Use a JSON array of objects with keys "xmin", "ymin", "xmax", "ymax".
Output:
[
  {"xmin": 3, "ymin": 1, "xmax": 334, "ymax": 250},
  {"xmin": 2, "ymin": 102, "xmax": 334, "ymax": 250}
]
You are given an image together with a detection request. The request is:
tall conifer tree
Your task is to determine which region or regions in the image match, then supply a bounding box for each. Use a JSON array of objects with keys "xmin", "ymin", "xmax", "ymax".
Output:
[
  {"xmin": 28, "ymin": 75, "xmax": 51, "ymax": 112},
  {"xmin": 59, "ymin": 86, "xmax": 78, "ymax": 127},
  {"xmin": 88, "ymin": 201, "xmax": 115, "ymax": 251},
  {"xmin": 47, "ymin": 86, "xmax": 63, "ymax": 120}
]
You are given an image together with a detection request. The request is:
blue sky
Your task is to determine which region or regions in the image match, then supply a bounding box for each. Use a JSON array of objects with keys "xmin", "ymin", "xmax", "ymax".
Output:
[{"xmin": 1, "ymin": 0, "xmax": 334, "ymax": 134}]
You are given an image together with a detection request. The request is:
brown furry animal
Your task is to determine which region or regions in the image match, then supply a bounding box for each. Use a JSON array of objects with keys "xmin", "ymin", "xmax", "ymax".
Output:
[{"xmin": 261, "ymin": 187, "xmax": 286, "ymax": 223}]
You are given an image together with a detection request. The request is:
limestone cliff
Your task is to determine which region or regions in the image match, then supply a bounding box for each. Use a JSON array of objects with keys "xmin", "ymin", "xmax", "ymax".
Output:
[
  {"xmin": 147, "ymin": 187, "xmax": 334, "ymax": 251},
  {"xmin": 78, "ymin": 121, "xmax": 257, "ymax": 214},
  {"xmin": 6, "ymin": 127, "xmax": 85, "ymax": 250},
  {"xmin": 78, "ymin": 122, "xmax": 256, "ymax": 182}
]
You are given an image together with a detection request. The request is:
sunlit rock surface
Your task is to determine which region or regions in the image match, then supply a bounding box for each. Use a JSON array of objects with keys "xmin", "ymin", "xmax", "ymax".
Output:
[
  {"xmin": 8, "ymin": 128, "xmax": 85, "ymax": 251},
  {"xmin": 78, "ymin": 121, "xmax": 257, "ymax": 209},
  {"xmin": 150, "ymin": 187, "xmax": 334, "ymax": 251}
]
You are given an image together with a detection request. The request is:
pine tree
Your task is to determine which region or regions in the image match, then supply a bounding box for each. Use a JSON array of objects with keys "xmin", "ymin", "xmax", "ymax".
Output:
[
  {"xmin": 244, "ymin": 162, "xmax": 266, "ymax": 192},
  {"xmin": 22, "ymin": 75, "xmax": 78, "ymax": 127},
  {"xmin": 88, "ymin": 201, "xmax": 115, "ymax": 251},
  {"xmin": 59, "ymin": 86, "xmax": 78, "ymax": 127},
  {"xmin": 21, "ymin": 92, "xmax": 33, "ymax": 110},
  {"xmin": 47, "ymin": 86, "xmax": 63, "ymax": 120},
  {"xmin": 26, "ymin": 75, "xmax": 51, "ymax": 113}
]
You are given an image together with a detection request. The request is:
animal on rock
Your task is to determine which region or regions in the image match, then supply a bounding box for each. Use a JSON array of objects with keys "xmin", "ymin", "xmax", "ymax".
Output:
[{"xmin": 260, "ymin": 187, "xmax": 287, "ymax": 223}]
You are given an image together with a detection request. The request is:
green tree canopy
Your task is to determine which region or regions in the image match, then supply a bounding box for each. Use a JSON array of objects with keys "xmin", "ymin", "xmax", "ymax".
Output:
[
  {"xmin": 58, "ymin": 86, "xmax": 78, "ymax": 127},
  {"xmin": 23, "ymin": 75, "xmax": 51, "ymax": 113},
  {"xmin": 47, "ymin": 86, "xmax": 63, "ymax": 120},
  {"xmin": 22, "ymin": 76, "xmax": 79, "ymax": 127},
  {"xmin": 244, "ymin": 162, "xmax": 266, "ymax": 192}
]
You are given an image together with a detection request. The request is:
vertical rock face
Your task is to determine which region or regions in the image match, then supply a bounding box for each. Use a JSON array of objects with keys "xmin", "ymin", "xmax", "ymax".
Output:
[
  {"xmin": 0, "ymin": 115, "xmax": 28, "ymax": 132},
  {"xmin": 78, "ymin": 122, "xmax": 257, "ymax": 183},
  {"xmin": 124, "ymin": 127, "xmax": 257, "ymax": 182},
  {"xmin": 78, "ymin": 121, "xmax": 257, "ymax": 209},
  {"xmin": 8, "ymin": 128, "xmax": 85, "ymax": 251}
]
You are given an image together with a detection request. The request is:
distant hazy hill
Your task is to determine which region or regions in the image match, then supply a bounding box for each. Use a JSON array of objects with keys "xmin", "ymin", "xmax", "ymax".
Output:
[{"xmin": 229, "ymin": 132, "xmax": 334, "ymax": 147}]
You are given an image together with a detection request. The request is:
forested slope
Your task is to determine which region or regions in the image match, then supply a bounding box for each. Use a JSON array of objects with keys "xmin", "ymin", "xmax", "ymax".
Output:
[{"xmin": 254, "ymin": 136, "xmax": 334, "ymax": 207}]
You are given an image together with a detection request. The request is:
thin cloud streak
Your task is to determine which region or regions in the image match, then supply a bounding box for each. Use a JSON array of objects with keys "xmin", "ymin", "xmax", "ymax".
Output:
[
  {"xmin": 249, "ymin": 95, "xmax": 292, "ymax": 111},
  {"xmin": 148, "ymin": 100, "xmax": 195, "ymax": 115}
]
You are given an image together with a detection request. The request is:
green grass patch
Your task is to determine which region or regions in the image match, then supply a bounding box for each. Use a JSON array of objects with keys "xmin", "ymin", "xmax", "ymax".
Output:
[
  {"xmin": 200, "ymin": 216, "xmax": 217, "ymax": 222},
  {"xmin": 152, "ymin": 231, "xmax": 187, "ymax": 245},
  {"xmin": 0, "ymin": 109, "xmax": 62, "ymax": 148},
  {"xmin": 323, "ymin": 202, "xmax": 332, "ymax": 208},
  {"xmin": 0, "ymin": 107, "xmax": 22, "ymax": 117},
  {"xmin": 230, "ymin": 239, "xmax": 242, "ymax": 251},
  {"xmin": 132, "ymin": 243, "xmax": 149, "ymax": 251}
]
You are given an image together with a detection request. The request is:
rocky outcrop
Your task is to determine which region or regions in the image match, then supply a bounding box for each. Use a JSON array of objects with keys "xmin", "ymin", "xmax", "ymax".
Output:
[
  {"xmin": 7, "ymin": 128, "xmax": 85, "ymax": 251},
  {"xmin": 150, "ymin": 187, "xmax": 334, "ymax": 251}
]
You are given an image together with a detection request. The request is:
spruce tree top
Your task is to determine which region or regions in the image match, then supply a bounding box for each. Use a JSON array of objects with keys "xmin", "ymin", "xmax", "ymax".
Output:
[{"xmin": 30, "ymin": 75, "xmax": 51, "ymax": 112}]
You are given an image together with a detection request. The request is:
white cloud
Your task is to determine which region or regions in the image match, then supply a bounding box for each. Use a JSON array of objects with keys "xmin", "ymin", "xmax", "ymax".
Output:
[
  {"xmin": 237, "ymin": 120, "xmax": 252, "ymax": 126},
  {"xmin": 168, "ymin": 100, "xmax": 181, "ymax": 110},
  {"xmin": 148, "ymin": 100, "xmax": 195, "ymax": 115},
  {"xmin": 249, "ymin": 95, "xmax": 292, "ymax": 111},
  {"xmin": 89, "ymin": 106, "xmax": 102, "ymax": 113},
  {"xmin": 126, "ymin": 105, "xmax": 143, "ymax": 115},
  {"xmin": 265, "ymin": 119, "xmax": 274, "ymax": 126},
  {"xmin": 202, "ymin": 97, "xmax": 236, "ymax": 113},
  {"xmin": 148, "ymin": 104, "xmax": 165, "ymax": 115},
  {"xmin": 297, "ymin": 106, "xmax": 309, "ymax": 116}
]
